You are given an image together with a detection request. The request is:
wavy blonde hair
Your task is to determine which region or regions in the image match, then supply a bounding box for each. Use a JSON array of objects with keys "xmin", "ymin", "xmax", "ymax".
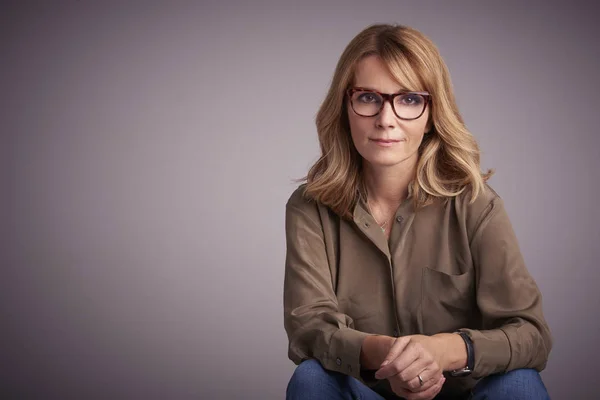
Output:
[{"xmin": 302, "ymin": 24, "xmax": 493, "ymax": 219}]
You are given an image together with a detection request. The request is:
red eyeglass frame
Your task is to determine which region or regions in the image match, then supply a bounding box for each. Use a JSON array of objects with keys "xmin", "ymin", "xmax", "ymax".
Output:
[{"xmin": 346, "ymin": 87, "xmax": 431, "ymax": 120}]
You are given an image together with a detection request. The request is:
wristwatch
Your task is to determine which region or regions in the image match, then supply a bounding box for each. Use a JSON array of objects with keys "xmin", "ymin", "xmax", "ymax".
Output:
[{"xmin": 449, "ymin": 331, "xmax": 474, "ymax": 377}]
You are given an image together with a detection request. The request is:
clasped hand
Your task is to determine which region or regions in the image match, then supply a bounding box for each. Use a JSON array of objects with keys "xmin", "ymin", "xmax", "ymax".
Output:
[{"xmin": 374, "ymin": 335, "xmax": 446, "ymax": 400}]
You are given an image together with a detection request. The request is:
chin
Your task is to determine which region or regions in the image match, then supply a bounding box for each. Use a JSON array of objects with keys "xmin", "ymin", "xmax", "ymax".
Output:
[
  {"xmin": 364, "ymin": 157, "xmax": 403, "ymax": 167},
  {"xmin": 362, "ymin": 152, "xmax": 416, "ymax": 168}
]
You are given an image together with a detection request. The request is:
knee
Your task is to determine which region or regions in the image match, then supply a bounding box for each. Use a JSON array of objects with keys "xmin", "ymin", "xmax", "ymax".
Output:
[
  {"xmin": 286, "ymin": 359, "xmax": 329, "ymax": 398},
  {"xmin": 474, "ymin": 369, "xmax": 550, "ymax": 400}
]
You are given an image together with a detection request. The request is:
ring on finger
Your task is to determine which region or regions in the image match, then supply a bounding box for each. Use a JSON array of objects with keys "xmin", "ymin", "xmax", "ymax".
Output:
[{"xmin": 417, "ymin": 374, "xmax": 424, "ymax": 386}]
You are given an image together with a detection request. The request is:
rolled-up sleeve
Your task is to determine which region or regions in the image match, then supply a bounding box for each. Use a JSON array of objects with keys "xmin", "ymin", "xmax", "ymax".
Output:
[
  {"xmin": 284, "ymin": 193, "xmax": 372, "ymax": 379},
  {"xmin": 460, "ymin": 196, "xmax": 553, "ymax": 378}
]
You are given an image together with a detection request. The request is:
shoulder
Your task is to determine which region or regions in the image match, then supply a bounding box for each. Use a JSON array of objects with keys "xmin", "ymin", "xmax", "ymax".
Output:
[
  {"xmin": 451, "ymin": 183, "xmax": 505, "ymax": 234},
  {"xmin": 286, "ymin": 183, "xmax": 315, "ymax": 210},
  {"xmin": 285, "ymin": 184, "xmax": 335, "ymax": 239},
  {"xmin": 285, "ymin": 183, "xmax": 323, "ymax": 224},
  {"xmin": 455, "ymin": 182, "xmax": 501, "ymax": 211},
  {"xmin": 286, "ymin": 183, "xmax": 343, "ymax": 230}
]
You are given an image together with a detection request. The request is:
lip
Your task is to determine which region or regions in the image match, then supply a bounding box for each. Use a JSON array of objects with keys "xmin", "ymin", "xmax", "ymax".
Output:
[{"xmin": 370, "ymin": 138, "xmax": 403, "ymax": 147}]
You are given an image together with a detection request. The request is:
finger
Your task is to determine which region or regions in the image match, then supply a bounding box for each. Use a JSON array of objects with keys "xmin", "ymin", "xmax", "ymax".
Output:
[
  {"xmin": 395, "ymin": 357, "xmax": 430, "ymax": 389},
  {"xmin": 375, "ymin": 340, "xmax": 419, "ymax": 379},
  {"xmin": 374, "ymin": 336, "xmax": 411, "ymax": 379},
  {"xmin": 417, "ymin": 376, "xmax": 446, "ymax": 400},
  {"xmin": 375, "ymin": 341, "xmax": 431, "ymax": 379},
  {"xmin": 405, "ymin": 373, "xmax": 436, "ymax": 392},
  {"xmin": 398, "ymin": 352, "xmax": 435, "ymax": 382},
  {"xmin": 402, "ymin": 365, "xmax": 442, "ymax": 392},
  {"xmin": 381, "ymin": 336, "xmax": 411, "ymax": 367},
  {"xmin": 395, "ymin": 376, "xmax": 446, "ymax": 400},
  {"xmin": 392, "ymin": 340, "xmax": 426, "ymax": 373},
  {"xmin": 391, "ymin": 374, "xmax": 443, "ymax": 398}
]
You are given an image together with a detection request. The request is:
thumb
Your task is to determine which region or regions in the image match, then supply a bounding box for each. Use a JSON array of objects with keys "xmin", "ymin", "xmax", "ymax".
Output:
[
  {"xmin": 375, "ymin": 336, "xmax": 410, "ymax": 379},
  {"xmin": 381, "ymin": 336, "xmax": 410, "ymax": 366}
]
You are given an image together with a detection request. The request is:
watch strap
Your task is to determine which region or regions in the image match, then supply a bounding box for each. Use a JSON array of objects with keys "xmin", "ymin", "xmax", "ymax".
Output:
[{"xmin": 450, "ymin": 331, "xmax": 474, "ymax": 376}]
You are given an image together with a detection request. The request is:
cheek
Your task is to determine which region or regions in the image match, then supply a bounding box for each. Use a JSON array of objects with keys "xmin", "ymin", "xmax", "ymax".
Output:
[
  {"xmin": 406, "ymin": 119, "xmax": 428, "ymax": 142},
  {"xmin": 347, "ymin": 114, "xmax": 367, "ymax": 142}
]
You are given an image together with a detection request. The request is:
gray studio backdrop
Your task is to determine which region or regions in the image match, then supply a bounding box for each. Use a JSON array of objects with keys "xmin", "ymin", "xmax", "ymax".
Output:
[{"xmin": 3, "ymin": 1, "xmax": 599, "ymax": 399}]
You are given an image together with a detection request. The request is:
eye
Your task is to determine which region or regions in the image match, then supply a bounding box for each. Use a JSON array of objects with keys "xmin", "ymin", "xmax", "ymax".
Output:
[
  {"xmin": 398, "ymin": 94, "xmax": 424, "ymax": 106},
  {"xmin": 356, "ymin": 92, "xmax": 381, "ymax": 104}
]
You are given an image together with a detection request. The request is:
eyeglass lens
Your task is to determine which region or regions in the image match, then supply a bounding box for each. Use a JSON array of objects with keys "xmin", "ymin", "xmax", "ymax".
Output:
[{"xmin": 351, "ymin": 91, "xmax": 426, "ymax": 119}]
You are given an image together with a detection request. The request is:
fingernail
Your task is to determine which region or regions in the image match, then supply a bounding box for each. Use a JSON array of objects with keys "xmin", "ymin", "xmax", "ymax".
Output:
[{"xmin": 381, "ymin": 360, "xmax": 389, "ymax": 366}]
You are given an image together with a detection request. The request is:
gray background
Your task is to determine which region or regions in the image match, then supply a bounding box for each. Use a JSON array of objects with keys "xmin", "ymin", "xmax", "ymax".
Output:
[{"xmin": 3, "ymin": 1, "xmax": 599, "ymax": 398}]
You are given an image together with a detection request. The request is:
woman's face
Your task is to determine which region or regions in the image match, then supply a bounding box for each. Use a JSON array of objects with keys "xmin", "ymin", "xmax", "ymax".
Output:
[{"xmin": 347, "ymin": 55, "xmax": 430, "ymax": 170}]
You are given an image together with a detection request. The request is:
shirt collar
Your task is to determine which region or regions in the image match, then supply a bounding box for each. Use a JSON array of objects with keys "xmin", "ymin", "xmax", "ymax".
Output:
[{"xmin": 353, "ymin": 180, "xmax": 416, "ymax": 223}]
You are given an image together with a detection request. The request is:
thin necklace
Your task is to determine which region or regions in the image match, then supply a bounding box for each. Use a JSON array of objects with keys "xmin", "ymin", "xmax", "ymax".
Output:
[{"xmin": 366, "ymin": 199, "xmax": 388, "ymax": 232}]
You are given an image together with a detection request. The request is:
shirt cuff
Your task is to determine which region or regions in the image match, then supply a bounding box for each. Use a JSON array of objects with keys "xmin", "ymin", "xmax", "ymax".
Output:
[
  {"xmin": 321, "ymin": 327, "xmax": 372, "ymax": 380},
  {"xmin": 458, "ymin": 328, "xmax": 511, "ymax": 378}
]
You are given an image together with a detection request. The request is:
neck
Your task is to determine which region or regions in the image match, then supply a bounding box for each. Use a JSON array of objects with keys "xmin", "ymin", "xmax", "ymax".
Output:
[{"xmin": 363, "ymin": 159, "xmax": 416, "ymax": 207}]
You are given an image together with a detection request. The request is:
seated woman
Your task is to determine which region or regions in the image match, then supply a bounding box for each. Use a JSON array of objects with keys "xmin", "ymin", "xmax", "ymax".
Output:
[{"xmin": 283, "ymin": 24, "xmax": 552, "ymax": 400}]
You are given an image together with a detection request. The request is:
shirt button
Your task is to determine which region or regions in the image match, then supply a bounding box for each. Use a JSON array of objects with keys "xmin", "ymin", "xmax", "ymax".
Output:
[
  {"xmin": 393, "ymin": 329, "xmax": 399, "ymax": 337},
  {"xmin": 336, "ymin": 358, "xmax": 342, "ymax": 366},
  {"xmin": 364, "ymin": 222, "xmax": 370, "ymax": 228},
  {"xmin": 396, "ymin": 216, "xmax": 403, "ymax": 223}
]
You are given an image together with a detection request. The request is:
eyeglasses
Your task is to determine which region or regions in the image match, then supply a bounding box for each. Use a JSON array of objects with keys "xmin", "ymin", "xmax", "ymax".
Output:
[{"xmin": 347, "ymin": 87, "xmax": 431, "ymax": 120}]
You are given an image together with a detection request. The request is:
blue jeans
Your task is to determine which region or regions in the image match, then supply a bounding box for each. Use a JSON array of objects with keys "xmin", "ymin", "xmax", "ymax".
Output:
[{"xmin": 286, "ymin": 359, "xmax": 550, "ymax": 400}]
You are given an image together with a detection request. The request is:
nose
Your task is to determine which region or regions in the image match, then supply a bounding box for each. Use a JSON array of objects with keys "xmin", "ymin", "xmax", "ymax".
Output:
[{"xmin": 375, "ymin": 99, "xmax": 397, "ymax": 128}]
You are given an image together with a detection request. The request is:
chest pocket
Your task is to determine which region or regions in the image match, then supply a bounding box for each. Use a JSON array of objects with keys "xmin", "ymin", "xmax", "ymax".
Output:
[{"xmin": 420, "ymin": 267, "xmax": 475, "ymax": 335}]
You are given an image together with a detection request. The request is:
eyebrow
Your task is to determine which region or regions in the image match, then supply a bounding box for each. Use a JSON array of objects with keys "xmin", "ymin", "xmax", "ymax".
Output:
[{"xmin": 353, "ymin": 86, "xmax": 412, "ymax": 94}]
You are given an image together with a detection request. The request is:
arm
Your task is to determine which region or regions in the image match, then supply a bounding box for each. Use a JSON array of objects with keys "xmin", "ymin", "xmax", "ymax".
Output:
[
  {"xmin": 360, "ymin": 335, "xmax": 395, "ymax": 370},
  {"xmin": 283, "ymin": 195, "xmax": 373, "ymax": 380},
  {"xmin": 410, "ymin": 333, "xmax": 468, "ymax": 372},
  {"xmin": 458, "ymin": 196, "xmax": 553, "ymax": 378}
]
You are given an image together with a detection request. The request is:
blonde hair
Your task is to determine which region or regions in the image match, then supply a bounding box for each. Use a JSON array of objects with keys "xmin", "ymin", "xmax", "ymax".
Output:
[{"xmin": 302, "ymin": 24, "xmax": 493, "ymax": 219}]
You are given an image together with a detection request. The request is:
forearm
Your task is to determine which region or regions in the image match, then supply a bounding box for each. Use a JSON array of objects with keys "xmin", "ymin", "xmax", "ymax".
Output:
[
  {"xmin": 432, "ymin": 333, "xmax": 468, "ymax": 371},
  {"xmin": 360, "ymin": 335, "xmax": 395, "ymax": 370},
  {"xmin": 360, "ymin": 333, "xmax": 467, "ymax": 372}
]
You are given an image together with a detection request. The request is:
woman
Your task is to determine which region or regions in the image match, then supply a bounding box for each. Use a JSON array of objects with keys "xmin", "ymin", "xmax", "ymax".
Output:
[{"xmin": 283, "ymin": 24, "xmax": 552, "ymax": 400}]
